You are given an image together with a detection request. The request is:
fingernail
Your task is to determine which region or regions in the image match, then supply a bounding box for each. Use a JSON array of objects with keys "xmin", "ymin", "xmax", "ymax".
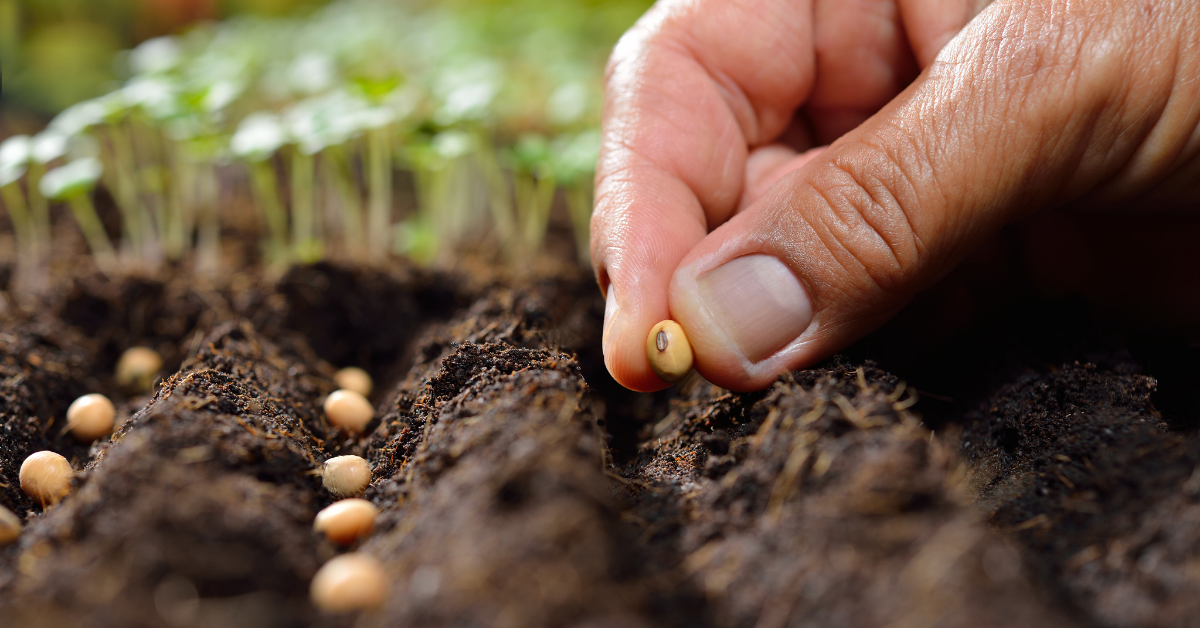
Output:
[
  {"xmin": 602, "ymin": 284, "xmax": 619, "ymax": 361},
  {"xmin": 696, "ymin": 255, "xmax": 813, "ymax": 363}
]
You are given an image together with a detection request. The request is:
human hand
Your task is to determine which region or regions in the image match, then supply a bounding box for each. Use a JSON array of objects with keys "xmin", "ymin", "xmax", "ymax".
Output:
[{"xmin": 592, "ymin": 0, "xmax": 1200, "ymax": 392}]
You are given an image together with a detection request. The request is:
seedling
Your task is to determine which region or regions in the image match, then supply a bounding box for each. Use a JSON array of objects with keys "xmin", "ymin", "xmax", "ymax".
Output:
[
  {"xmin": 321, "ymin": 455, "xmax": 372, "ymax": 497},
  {"xmin": 646, "ymin": 320, "xmax": 694, "ymax": 384},
  {"xmin": 324, "ymin": 390, "xmax": 374, "ymax": 433},
  {"xmin": 0, "ymin": 135, "xmax": 35, "ymax": 275},
  {"xmin": 310, "ymin": 553, "xmax": 387, "ymax": 611},
  {"xmin": 231, "ymin": 113, "xmax": 290, "ymax": 264},
  {"xmin": 0, "ymin": 505, "xmax": 19, "ymax": 545},
  {"xmin": 334, "ymin": 367, "xmax": 373, "ymax": 397},
  {"xmin": 313, "ymin": 498, "xmax": 378, "ymax": 545},
  {"xmin": 116, "ymin": 347, "xmax": 164, "ymax": 393},
  {"xmin": 38, "ymin": 157, "xmax": 117, "ymax": 273},
  {"xmin": 66, "ymin": 394, "xmax": 116, "ymax": 442},
  {"xmin": 19, "ymin": 451, "xmax": 73, "ymax": 507}
]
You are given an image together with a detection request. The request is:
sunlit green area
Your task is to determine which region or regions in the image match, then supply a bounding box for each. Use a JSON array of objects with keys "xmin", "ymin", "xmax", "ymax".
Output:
[{"xmin": 0, "ymin": 0, "xmax": 653, "ymax": 288}]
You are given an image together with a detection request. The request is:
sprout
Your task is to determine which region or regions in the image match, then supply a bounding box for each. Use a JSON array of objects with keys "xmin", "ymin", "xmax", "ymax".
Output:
[
  {"xmin": 553, "ymin": 129, "xmax": 601, "ymax": 265},
  {"xmin": 0, "ymin": 505, "xmax": 19, "ymax": 545},
  {"xmin": 116, "ymin": 347, "xmax": 164, "ymax": 392},
  {"xmin": 433, "ymin": 60, "xmax": 500, "ymax": 125},
  {"xmin": 0, "ymin": 135, "xmax": 32, "ymax": 180},
  {"xmin": 546, "ymin": 82, "xmax": 588, "ymax": 126},
  {"xmin": 231, "ymin": 113, "xmax": 287, "ymax": 162},
  {"xmin": 122, "ymin": 76, "xmax": 184, "ymax": 120},
  {"xmin": 324, "ymin": 389, "xmax": 374, "ymax": 433},
  {"xmin": 31, "ymin": 131, "xmax": 69, "ymax": 165},
  {"xmin": 321, "ymin": 455, "xmax": 372, "ymax": 498},
  {"xmin": 290, "ymin": 53, "xmax": 338, "ymax": 95},
  {"xmin": 39, "ymin": 157, "xmax": 117, "ymax": 271},
  {"xmin": 646, "ymin": 320, "xmax": 694, "ymax": 384},
  {"xmin": 313, "ymin": 498, "xmax": 378, "ymax": 545},
  {"xmin": 334, "ymin": 367, "xmax": 373, "ymax": 397},
  {"xmin": 310, "ymin": 553, "xmax": 387, "ymax": 612},
  {"xmin": 66, "ymin": 393, "xmax": 116, "ymax": 442},
  {"xmin": 129, "ymin": 36, "xmax": 183, "ymax": 75},
  {"xmin": 39, "ymin": 157, "xmax": 102, "ymax": 202},
  {"xmin": 47, "ymin": 93, "xmax": 127, "ymax": 138},
  {"xmin": 20, "ymin": 451, "xmax": 73, "ymax": 507},
  {"xmin": 201, "ymin": 80, "xmax": 244, "ymax": 113},
  {"xmin": 432, "ymin": 131, "xmax": 471, "ymax": 161},
  {"xmin": 232, "ymin": 114, "xmax": 289, "ymax": 262}
]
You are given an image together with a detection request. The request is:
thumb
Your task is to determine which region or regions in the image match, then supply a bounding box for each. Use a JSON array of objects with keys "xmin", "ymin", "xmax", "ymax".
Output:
[{"xmin": 668, "ymin": 0, "xmax": 1198, "ymax": 391}]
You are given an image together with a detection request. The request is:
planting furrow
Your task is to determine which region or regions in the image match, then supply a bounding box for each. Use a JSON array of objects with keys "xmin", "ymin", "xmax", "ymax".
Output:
[{"xmin": 0, "ymin": 321, "xmax": 336, "ymax": 627}]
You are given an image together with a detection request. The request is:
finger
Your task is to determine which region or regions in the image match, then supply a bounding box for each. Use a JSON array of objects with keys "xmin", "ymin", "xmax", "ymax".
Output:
[
  {"xmin": 897, "ymin": 0, "xmax": 991, "ymax": 68},
  {"xmin": 740, "ymin": 145, "xmax": 827, "ymax": 211},
  {"xmin": 666, "ymin": 0, "xmax": 1200, "ymax": 391},
  {"xmin": 592, "ymin": 0, "xmax": 816, "ymax": 391},
  {"xmin": 807, "ymin": 0, "xmax": 921, "ymax": 144}
]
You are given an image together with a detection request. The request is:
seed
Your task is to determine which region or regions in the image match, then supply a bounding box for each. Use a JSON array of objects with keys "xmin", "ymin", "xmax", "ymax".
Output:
[
  {"xmin": 334, "ymin": 367, "xmax": 373, "ymax": 397},
  {"xmin": 20, "ymin": 451, "xmax": 73, "ymax": 506},
  {"xmin": 66, "ymin": 393, "xmax": 116, "ymax": 442},
  {"xmin": 0, "ymin": 505, "xmax": 20, "ymax": 545},
  {"xmin": 310, "ymin": 553, "xmax": 387, "ymax": 612},
  {"xmin": 115, "ymin": 346, "xmax": 163, "ymax": 392},
  {"xmin": 314, "ymin": 498, "xmax": 378, "ymax": 545},
  {"xmin": 321, "ymin": 455, "xmax": 372, "ymax": 498},
  {"xmin": 324, "ymin": 390, "xmax": 374, "ymax": 433},
  {"xmin": 645, "ymin": 320, "xmax": 694, "ymax": 383}
]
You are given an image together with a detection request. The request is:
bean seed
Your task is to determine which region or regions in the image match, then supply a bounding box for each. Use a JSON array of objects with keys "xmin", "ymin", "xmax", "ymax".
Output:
[
  {"xmin": 20, "ymin": 451, "xmax": 73, "ymax": 506},
  {"xmin": 310, "ymin": 553, "xmax": 387, "ymax": 611},
  {"xmin": 646, "ymin": 320, "xmax": 694, "ymax": 383}
]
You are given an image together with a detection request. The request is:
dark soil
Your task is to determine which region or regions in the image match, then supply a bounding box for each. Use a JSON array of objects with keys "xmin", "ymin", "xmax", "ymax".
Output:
[{"xmin": 1, "ymin": 259, "xmax": 1198, "ymax": 627}]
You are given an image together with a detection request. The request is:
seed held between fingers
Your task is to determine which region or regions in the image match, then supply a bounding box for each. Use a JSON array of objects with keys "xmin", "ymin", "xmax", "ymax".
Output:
[
  {"xmin": 0, "ymin": 505, "xmax": 20, "ymax": 545},
  {"xmin": 334, "ymin": 367, "xmax": 373, "ymax": 397},
  {"xmin": 324, "ymin": 390, "xmax": 374, "ymax": 433},
  {"xmin": 20, "ymin": 451, "xmax": 73, "ymax": 506},
  {"xmin": 646, "ymin": 320, "xmax": 694, "ymax": 384},
  {"xmin": 66, "ymin": 393, "xmax": 116, "ymax": 442},
  {"xmin": 314, "ymin": 498, "xmax": 378, "ymax": 545},
  {"xmin": 321, "ymin": 455, "xmax": 372, "ymax": 497},
  {"xmin": 311, "ymin": 553, "xmax": 387, "ymax": 612}
]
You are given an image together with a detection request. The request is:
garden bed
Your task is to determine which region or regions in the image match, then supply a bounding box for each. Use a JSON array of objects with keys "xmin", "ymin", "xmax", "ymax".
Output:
[{"xmin": 1, "ymin": 254, "xmax": 1198, "ymax": 628}]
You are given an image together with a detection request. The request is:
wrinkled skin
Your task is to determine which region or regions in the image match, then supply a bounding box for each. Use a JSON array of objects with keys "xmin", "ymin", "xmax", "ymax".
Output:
[{"xmin": 592, "ymin": 0, "xmax": 1200, "ymax": 392}]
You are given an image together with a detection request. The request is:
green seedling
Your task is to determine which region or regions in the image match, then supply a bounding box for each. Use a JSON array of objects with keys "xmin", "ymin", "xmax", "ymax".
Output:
[
  {"xmin": 552, "ymin": 129, "xmax": 600, "ymax": 265},
  {"xmin": 510, "ymin": 133, "xmax": 557, "ymax": 257},
  {"xmin": 231, "ymin": 113, "xmax": 290, "ymax": 264},
  {"xmin": 0, "ymin": 135, "xmax": 35, "ymax": 272},
  {"xmin": 39, "ymin": 157, "xmax": 117, "ymax": 273}
]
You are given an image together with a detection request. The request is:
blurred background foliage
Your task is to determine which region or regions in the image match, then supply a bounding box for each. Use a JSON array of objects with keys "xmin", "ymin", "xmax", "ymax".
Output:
[
  {"xmin": 0, "ymin": 0, "xmax": 654, "ymax": 284},
  {"xmin": 1, "ymin": 0, "xmax": 650, "ymax": 118}
]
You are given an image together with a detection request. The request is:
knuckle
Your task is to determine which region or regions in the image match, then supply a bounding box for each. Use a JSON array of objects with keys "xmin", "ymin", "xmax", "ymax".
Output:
[{"xmin": 802, "ymin": 141, "xmax": 929, "ymax": 296}]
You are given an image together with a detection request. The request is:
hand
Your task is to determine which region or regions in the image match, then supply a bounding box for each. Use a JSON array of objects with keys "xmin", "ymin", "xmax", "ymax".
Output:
[{"xmin": 592, "ymin": 0, "xmax": 1200, "ymax": 392}]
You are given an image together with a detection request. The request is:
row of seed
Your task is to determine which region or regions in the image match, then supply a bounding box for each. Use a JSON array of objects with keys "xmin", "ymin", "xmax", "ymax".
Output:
[{"xmin": 0, "ymin": 350, "xmax": 390, "ymax": 612}]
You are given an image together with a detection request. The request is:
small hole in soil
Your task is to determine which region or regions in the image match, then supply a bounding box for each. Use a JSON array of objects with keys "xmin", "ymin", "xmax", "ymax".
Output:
[{"xmin": 495, "ymin": 477, "xmax": 530, "ymax": 510}]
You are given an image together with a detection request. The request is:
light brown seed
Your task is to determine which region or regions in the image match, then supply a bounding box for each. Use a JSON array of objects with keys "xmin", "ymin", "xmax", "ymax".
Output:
[
  {"xmin": 324, "ymin": 390, "xmax": 374, "ymax": 433},
  {"xmin": 115, "ymin": 346, "xmax": 163, "ymax": 392},
  {"xmin": 0, "ymin": 505, "xmax": 20, "ymax": 545},
  {"xmin": 311, "ymin": 552, "xmax": 388, "ymax": 611},
  {"xmin": 19, "ymin": 451, "xmax": 73, "ymax": 506},
  {"xmin": 66, "ymin": 393, "xmax": 116, "ymax": 442},
  {"xmin": 646, "ymin": 320, "xmax": 694, "ymax": 383},
  {"xmin": 321, "ymin": 455, "xmax": 372, "ymax": 498},
  {"xmin": 334, "ymin": 367, "xmax": 373, "ymax": 397},
  {"xmin": 314, "ymin": 498, "xmax": 378, "ymax": 545}
]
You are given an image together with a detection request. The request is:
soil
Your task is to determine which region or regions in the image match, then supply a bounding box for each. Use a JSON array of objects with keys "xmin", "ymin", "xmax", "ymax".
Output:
[{"xmin": 1, "ymin": 255, "xmax": 1198, "ymax": 628}]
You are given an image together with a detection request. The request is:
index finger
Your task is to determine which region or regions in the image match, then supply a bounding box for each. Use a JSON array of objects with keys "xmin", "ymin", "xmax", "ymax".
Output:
[{"xmin": 592, "ymin": 0, "xmax": 816, "ymax": 391}]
